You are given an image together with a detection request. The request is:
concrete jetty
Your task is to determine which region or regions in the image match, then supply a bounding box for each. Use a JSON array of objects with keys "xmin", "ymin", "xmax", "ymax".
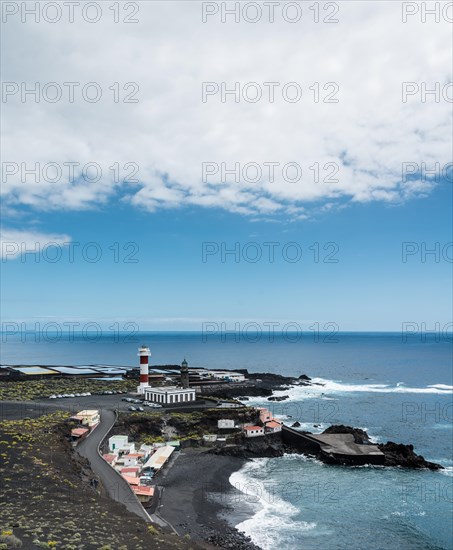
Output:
[{"xmin": 282, "ymin": 426, "xmax": 385, "ymax": 465}]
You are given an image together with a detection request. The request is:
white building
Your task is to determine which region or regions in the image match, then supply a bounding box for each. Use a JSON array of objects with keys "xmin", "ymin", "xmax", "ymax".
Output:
[
  {"xmin": 218, "ymin": 419, "xmax": 235, "ymax": 429},
  {"xmin": 74, "ymin": 410, "xmax": 100, "ymax": 427},
  {"xmin": 209, "ymin": 371, "xmax": 245, "ymax": 382},
  {"xmin": 109, "ymin": 435, "xmax": 129, "ymax": 453},
  {"xmin": 118, "ymin": 442, "xmax": 136, "ymax": 454},
  {"xmin": 144, "ymin": 386, "xmax": 196, "ymax": 405},
  {"xmin": 142, "ymin": 445, "xmax": 175, "ymax": 471},
  {"xmin": 139, "ymin": 443, "xmax": 154, "ymax": 458},
  {"xmin": 244, "ymin": 426, "xmax": 265, "ymax": 437},
  {"xmin": 265, "ymin": 420, "xmax": 282, "ymax": 433}
]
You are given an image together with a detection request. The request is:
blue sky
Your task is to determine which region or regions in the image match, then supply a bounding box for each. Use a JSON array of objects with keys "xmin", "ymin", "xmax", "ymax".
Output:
[
  {"xmin": 1, "ymin": 1, "xmax": 452, "ymax": 332},
  {"xmin": 2, "ymin": 177, "xmax": 451, "ymax": 331}
]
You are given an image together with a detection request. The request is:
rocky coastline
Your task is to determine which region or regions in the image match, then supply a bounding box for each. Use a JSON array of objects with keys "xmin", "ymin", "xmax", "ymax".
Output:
[
  {"xmin": 210, "ymin": 425, "xmax": 443, "ymax": 470},
  {"xmin": 200, "ymin": 372, "xmax": 312, "ymax": 400}
]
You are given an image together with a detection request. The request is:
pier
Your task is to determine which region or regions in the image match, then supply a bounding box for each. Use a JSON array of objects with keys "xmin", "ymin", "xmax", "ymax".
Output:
[{"xmin": 282, "ymin": 426, "xmax": 385, "ymax": 466}]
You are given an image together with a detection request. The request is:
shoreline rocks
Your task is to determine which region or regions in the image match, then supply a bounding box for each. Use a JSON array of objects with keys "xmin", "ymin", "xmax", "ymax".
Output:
[
  {"xmin": 377, "ymin": 441, "xmax": 444, "ymax": 470},
  {"xmin": 211, "ymin": 426, "xmax": 444, "ymax": 470},
  {"xmin": 202, "ymin": 372, "xmax": 313, "ymax": 400}
]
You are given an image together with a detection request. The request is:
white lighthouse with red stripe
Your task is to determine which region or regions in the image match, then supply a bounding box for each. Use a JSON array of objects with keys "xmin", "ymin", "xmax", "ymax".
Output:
[{"xmin": 137, "ymin": 345, "xmax": 151, "ymax": 394}]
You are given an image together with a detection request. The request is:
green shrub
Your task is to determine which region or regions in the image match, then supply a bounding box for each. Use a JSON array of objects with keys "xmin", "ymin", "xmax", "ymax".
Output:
[{"xmin": 0, "ymin": 534, "xmax": 22, "ymax": 547}]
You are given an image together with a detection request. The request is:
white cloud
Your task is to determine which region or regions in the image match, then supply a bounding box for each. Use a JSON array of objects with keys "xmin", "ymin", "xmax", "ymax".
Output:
[
  {"xmin": 1, "ymin": 1, "xmax": 451, "ymax": 218},
  {"xmin": 0, "ymin": 228, "xmax": 71, "ymax": 260}
]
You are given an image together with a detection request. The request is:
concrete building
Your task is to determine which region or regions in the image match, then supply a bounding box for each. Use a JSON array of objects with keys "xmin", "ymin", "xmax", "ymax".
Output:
[
  {"xmin": 118, "ymin": 442, "xmax": 136, "ymax": 454},
  {"xmin": 144, "ymin": 385, "xmax": 196, "ymax": 405},
  {"xmin": 121, "ymin": 466, "xmax": 140, "ymax": 476},
  {"xmin": 122, "ymin": 453, "xmax": 144, "ymax": 467},
  {"xmin": 216, "ymin": 401, "xmax": 243, "ymax": 408},
  {"xmin": 133, "ymin": 485, "xmax": 154, "ymax": 503},
  {"xmin": 142, "ymin": 445, "xmax": 174, "ymax": 471},
  {"xmin": 102, "ymin": 453, "xmax": 118, "ymax": 466},
  {"xmin": 257, "ymin": 408, "xmax": 273, "ymax": 423},
  {"xmin": 74, "ymin": 410, "xmax": 100, "ymax": 427},
  {"xmin": 71, "ymin": 427, "xmax": 89, "ymax": 441},
  {"xmin": 209, "ymin": 371, "xmax": 246, "ymax": 382},
  {"xmin": 218, "ymin": 419, "xmax": 235, "ymax": 429},
  {"xmin": 244, "ymin": 425, "xmax": 265, "ymax": 438},
  {"xmin": 109, "ymin": 435, "xmax": 129, "ymax": 453},
  {"xmin": 265, "ymin": 420, "xmax": 282, "ymax": 433},
  {"xmin": 139, "ymin": 444, "xmax": 154, "ymax": 458}
]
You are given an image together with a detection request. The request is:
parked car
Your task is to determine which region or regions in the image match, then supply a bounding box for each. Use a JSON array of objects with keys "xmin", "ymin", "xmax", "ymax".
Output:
[
  {"xmin": 136, "ymin": 406, "xmax": 144, "ymax": 412},
  {"xmin": 49, "ymin": 395, "xmax": 57, "ymax": 399},
  {"xmin": 128, "ymin": 406, "xmax": 136, "ymax": 411}
]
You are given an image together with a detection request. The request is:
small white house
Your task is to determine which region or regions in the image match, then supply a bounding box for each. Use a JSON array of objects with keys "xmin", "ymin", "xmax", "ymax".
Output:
[
  {"xmin": 218, "ymin": 419, "xmax": 235, "ymax": 429},
  {"xmin": 244, "ymin": 426, "xmax": 265, "ymax": 438},
  {"xmin": 122, "ymin": 455, "xmax": 139, "ymax": 467},
  {"xmin": 265, "ymin": 420, "xmax": 282, "ymax": 433},
  {"xmin": 109, "ymin": 435, "xmax": 129, "ymax": 453},
  {"xmin": 118, "ymin": 442, "xmax": 136, "ymax": 454},
  {"xmin": 139, "ymin": 443, "xmax": 153, "ymax": 458}
]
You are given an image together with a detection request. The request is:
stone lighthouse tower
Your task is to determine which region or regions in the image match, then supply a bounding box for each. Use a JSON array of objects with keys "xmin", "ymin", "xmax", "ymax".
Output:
[{"xmin": 180, "ymin": 358, "xmax": 190, "ymax": 389}]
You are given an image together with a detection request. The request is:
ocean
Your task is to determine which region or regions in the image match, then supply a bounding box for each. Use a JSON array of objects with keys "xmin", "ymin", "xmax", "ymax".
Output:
[{"xmin": 1, "ymin": 331, "xmax": 452, "ymax": 549}]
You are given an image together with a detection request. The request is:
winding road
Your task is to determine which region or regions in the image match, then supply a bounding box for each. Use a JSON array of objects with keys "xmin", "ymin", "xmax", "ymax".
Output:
[
  {"xmin": 77, "ymin": 409, "xmax": 152, "ymax": 522},
  {"xmin": 1, "ymin": 399, "xmax": 175, "ymax": 528}
]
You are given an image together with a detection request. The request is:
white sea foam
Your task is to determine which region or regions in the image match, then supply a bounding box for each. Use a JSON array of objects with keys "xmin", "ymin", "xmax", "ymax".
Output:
[
  {"xmin": 267, "ymin": 377, "xmax": 453, "ymax": 402},
  {"xmin": 439, "ymin": 466, "xmax": 453, "ymax": 477},
  {"xmin": 229, "ymin": 460, "xmax": 317, "ymax": 549},
  {"xmin": 428, "ymin": 384, "xmax": 453, "ymax": 390}
]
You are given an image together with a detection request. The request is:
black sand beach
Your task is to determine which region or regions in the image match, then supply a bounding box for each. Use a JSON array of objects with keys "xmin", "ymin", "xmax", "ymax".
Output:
[{"xmin": 157, "ymin": 448, "xmax": 261, "ymax": 549}]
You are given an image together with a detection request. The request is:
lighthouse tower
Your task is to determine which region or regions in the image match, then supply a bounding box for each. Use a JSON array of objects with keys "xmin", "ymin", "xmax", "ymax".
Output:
[
  {"xmin": 180, "ymin": 358, "xmax": 190, "ymax": 389},
  {"xmin": 137, "ymin": 345, "xmax": 151, "ymax": 394}
]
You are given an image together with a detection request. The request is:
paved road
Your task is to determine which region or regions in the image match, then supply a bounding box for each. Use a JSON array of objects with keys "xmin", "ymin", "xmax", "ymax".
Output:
[
  {"xmin": 77, "ymin": 409, "xmax": 152, "ymax": 522},
  {"xmin": 0, "ymin": 400, "xmax": 77, "ymax": 420}
]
